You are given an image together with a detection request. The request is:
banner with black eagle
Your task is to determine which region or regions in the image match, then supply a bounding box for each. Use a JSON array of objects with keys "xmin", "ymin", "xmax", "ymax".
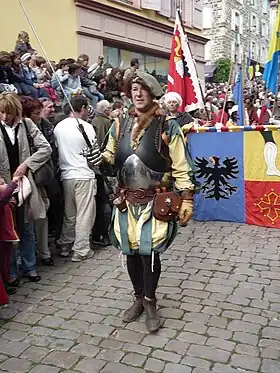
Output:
[
  {"xmin": 168, "ymin": 10, "xmax": 203, "ymax": 112},
  {"xmin": 188, "ymin": 129, "xmax": 280, "ymax": 229}
]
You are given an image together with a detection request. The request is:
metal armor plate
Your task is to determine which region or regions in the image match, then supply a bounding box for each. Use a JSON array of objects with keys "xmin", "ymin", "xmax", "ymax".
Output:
[{"xmin": 119, "ymin": 154, "xmax": 166, "ymax": 190}]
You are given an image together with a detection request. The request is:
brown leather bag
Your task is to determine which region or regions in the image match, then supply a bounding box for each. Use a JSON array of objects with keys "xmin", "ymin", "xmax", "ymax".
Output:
[{"xmin": 153, "ymin": 192, "xmax": 182, "ymax": 222}]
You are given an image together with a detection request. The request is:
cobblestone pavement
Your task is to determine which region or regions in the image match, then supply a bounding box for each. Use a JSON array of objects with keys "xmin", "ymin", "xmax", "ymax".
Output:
[{"xmin": 0, "ymin": 221, "xmax": 280, "ymax": 373}]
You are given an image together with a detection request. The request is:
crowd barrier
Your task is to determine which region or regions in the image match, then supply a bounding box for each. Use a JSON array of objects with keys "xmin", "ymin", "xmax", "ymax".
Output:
[{"xmin": 187, "ymin": 125, "xmax": 280, "ymax": 229}]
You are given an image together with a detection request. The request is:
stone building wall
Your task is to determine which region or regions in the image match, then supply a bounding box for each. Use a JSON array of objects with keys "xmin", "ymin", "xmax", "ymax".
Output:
[{"xmin": 204, "ymin": 0, "xmax": 271, "ymax": 64}]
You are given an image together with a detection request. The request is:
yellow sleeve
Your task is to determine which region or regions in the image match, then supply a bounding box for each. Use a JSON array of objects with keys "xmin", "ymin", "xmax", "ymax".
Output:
[
  {"xmin": 226, "ymin": 120, "xmax": 237, "ymax": 128},
  {"xmin": 102, "ymin": 133, "xmax": 117, "ymax": 164},
  {"xmin": 168, "ymin": 130, "xmax": 195, "ymax": 191},
  {"xmin": 102, "ymin": 120, "xmax": 119, "ymax": 164}
]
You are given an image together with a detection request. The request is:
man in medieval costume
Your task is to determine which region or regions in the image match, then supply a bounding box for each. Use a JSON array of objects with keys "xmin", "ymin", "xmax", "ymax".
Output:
[{"xmin": 101, "ymin": 72, "xmax": 194, "ymax": 332}]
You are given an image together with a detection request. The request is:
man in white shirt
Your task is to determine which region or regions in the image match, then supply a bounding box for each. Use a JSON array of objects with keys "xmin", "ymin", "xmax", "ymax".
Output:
[{"xmin": 54, "ymin": 96, "xmax": 101, "ymax": 261}]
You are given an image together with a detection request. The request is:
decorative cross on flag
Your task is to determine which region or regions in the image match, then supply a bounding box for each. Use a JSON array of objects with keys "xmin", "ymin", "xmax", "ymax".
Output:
[{"xmin": 168, "ymin": 11, "xmax": 203, "ymax": 112}]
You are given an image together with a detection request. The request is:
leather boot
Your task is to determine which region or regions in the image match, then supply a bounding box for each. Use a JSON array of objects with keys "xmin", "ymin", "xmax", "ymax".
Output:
[
  {"xmin": 123, "ymin": 295, "xmax": 144, "ymax": 323},
  {"xmin": 143, "ymin": 298, "xmax": 161, "ymax": 332}
]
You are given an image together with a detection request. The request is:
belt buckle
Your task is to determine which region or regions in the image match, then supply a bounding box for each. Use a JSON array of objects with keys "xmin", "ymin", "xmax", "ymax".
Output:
[{"xmin": 134, "ymin": 189, "xmax": 146, "ymax": 199}]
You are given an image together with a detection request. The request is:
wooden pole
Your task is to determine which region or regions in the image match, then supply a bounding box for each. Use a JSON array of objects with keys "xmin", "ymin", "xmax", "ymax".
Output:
[
  {"xmin": 177, "ymin": 10, "xmax": 210, "ymax": 121},
  {"xmin": 242, "ymin": 54, "xmax": 246, "ymax": 125},
  {"xmin": 220, "ymin": 61, "xmax": 234, "ymax": 124}
]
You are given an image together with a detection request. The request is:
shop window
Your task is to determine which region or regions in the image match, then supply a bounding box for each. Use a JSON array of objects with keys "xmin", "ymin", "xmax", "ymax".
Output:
[{"xmin": 103, "ymin": 45, "xmax": 168, "ymax": 84}]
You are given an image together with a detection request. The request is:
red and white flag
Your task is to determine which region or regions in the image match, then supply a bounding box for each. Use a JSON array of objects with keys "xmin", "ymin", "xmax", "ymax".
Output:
[{"xmin": 168, "ymin": 11, "xmax": 203, "ymax": 112}]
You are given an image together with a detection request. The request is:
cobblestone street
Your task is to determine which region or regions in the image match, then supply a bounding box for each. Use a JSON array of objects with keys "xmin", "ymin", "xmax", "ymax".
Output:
[{"xmin": 0, "ymin": 221, "xmax": 280, "ymax": 373}]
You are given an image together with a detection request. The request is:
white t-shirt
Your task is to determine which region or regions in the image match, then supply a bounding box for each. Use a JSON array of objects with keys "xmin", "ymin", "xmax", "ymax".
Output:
[{"xmin": 54, "ymin": 117, "xmax": 97, "ymax": 181}]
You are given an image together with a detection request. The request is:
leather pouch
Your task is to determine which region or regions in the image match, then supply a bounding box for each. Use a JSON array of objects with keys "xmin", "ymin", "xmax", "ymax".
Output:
[{"xmin": 153, "ymin": 192, "xmax": 182, "ymax": 222}]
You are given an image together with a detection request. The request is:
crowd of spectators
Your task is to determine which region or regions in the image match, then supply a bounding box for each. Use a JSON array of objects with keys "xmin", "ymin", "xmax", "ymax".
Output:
[
  {"xmin": 0, "ymin": 31, "xmax": 143, "ymax": 308},
  {"xmin": 0, "ymin": 31, "xmax": 142, "ymax": 111},
  {"xmin": 191, "ymin": 80, "xmax": 280, "ymax": 128}
]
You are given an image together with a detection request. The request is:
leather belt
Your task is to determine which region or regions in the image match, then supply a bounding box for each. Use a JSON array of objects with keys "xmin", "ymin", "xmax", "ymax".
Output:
[
  {"xmin": 124, "ymin": 188, "xmax": 156, "ymax": 205},
  {"xmin": 117, "ymin": 187, "xmax": 168, "ymax": 205}
]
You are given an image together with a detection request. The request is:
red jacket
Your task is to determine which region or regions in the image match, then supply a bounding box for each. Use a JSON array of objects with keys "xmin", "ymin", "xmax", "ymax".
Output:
[
  {"xmin": 0, "ymin": 182, "xmax": 19, "ymax": 242},
  {"xmin": 217, "ymin": 110, "xmax": 229, "ymax": 125}
]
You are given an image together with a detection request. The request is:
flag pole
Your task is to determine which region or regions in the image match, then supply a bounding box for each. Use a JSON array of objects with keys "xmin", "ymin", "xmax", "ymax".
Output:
[
  {"xmin": 220, "ymin": 60, "xmax": 234, "ymax": 125},
  {"xmin": 242, "ymin": 54, "xmax": 246, "ymax": 125},
  {"xmin": 177, "ymin": 9, "xmax": 210, "ymax": 121},
  {"xmin": 272, "ymin": 55, "xmax": 280, "ymax": 116}
]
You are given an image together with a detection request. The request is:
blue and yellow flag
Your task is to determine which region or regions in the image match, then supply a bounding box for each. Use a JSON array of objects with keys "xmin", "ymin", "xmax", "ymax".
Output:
[{"xmin": 263, "ymin": 7, "xmax": 280, "ymax": 94}]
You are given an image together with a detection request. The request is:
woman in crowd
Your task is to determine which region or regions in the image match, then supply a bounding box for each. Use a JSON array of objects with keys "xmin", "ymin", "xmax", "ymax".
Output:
[
  {"xmin": 20, "ymin": 97, "xmax": 59, "ymax": 265},
  {"xmin": 226, "ymin": 105, "xmax": 238, "ymax": 127},
  {"xmin": 0, "ymin": 175, "xmax": 21, "ymax": 304},
  {"xmin": 0, "ymin": 92, "xmax": 52, "ymax": 284},
  {"xmin": 164, "ymin": 91, "xmax": 194, "ymax": 127}
]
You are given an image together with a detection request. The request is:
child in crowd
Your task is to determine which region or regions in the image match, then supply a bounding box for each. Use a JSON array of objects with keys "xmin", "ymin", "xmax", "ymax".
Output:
[
  {"xmin": 51, "ymin": 59, "xmax": 69, "ymax": 98},
  {"xmin": 34, "ymin": 57, "xmax": 56, "ymax": 101},
  {"xmin": 14, "ymin": 31, "xmax": 34, "ymax": 56},
  {"xmin": 0, "ymin": 176, "xmax": 20, "ymax": 306},
  {"xmin": 21, "ymin": 53, "xmax": 49, "ymax": 99},
  {"xmin": 61, "ymin": 63, "xmax": 82, "ymax": 99},
  {"xmin": 10, "ymin": 52, "xmax": 30, "ymax": 96}
]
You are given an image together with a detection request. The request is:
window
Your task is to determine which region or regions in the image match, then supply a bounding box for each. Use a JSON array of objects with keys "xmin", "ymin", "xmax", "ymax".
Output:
[
  {"xmin": 256, "ymin": 45, "xmax": 260, "ymax": 62},
  {"xmin": 251, "ymin": 14, "xmax": 257, "ymax": 33},
  {"xmin": 251, "ymin": 41, "xmax": 256, "ymax": 60},
  {"xmin": 192, "ymin": 0, "xmax": 203, "ymax": 29},
  {"xmin": 171, "ymin": 0, "xmax": 184, "ymax": 19},
  {"xmin": 261, "ymin": 46, "xmax": 266, "ymax": 63},
  {"xmin": 109, "ymin": 0, "xmax": 135, "ymax": 5},
  {"xmin": 119, "ymin": 0, "xmax": 133, "ymax": 4},
  {"xmin": 159, "ymin": 0, "xmax": 171, "ymax": 18},
  {"xmin": 231, "ymin": 10, "xmax": 243, "ymax": 35},
  {"xmin": 263, "ymin": 0, "xmax": 269, "ymax": 14},
  {"xmin": 261, "ymin": 21, "xmax": 268, "ymax": 38},
  {"xmin": 203, "ymin": 6, "xmax": 212, "ymax": 29},
  {"xmin": 141, "ymin": 0, "xmax": 161, "ymax": 11}
]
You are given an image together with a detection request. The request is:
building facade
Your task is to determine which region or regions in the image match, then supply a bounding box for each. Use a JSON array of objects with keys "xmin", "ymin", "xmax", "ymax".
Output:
[
  {"xmin": 76, "ymin": 0, "xmax": 207, "ymax": 82},
  {"xmin": 203, "ymin": 0, "xmax": 271, "ymax": 66},
  {"xmin": 1, "ymin": 0, "xmax": 207, "ymax": 83}
]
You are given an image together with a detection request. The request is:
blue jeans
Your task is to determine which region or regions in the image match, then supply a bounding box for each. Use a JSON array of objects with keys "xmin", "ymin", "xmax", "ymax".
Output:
[
  {"xmin": 13, "ymin": 82, "xmax": 31, "ymax": 95},
  {"xmin": 93, "ymin": 91, "xmax": 104, "ymax": 101},
  {"xmin": 23, "ymin": 85, "xmax": 49, "ymax": 99},
  {"xmin": 9, "ymin": 208, "xmax": 37, "ymax": 278},
  {"xmin": 83, "ymin": 87, "xmax": 104, "ymax": 107}
]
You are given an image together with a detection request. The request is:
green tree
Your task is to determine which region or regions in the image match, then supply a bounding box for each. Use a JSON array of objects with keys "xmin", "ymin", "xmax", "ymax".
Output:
[{"xmin": 213, "ymin": 58, "xmax": 231, "ymax": 83}]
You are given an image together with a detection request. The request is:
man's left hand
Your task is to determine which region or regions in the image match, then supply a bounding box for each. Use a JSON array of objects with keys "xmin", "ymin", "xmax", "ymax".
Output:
[
  {"xmin": 14, "ymin": 163, "xmax": 27, "ymax": 178},
  {"xmin": 178, "ymin": 199, "xmax": 193, "ymax": 227}
]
